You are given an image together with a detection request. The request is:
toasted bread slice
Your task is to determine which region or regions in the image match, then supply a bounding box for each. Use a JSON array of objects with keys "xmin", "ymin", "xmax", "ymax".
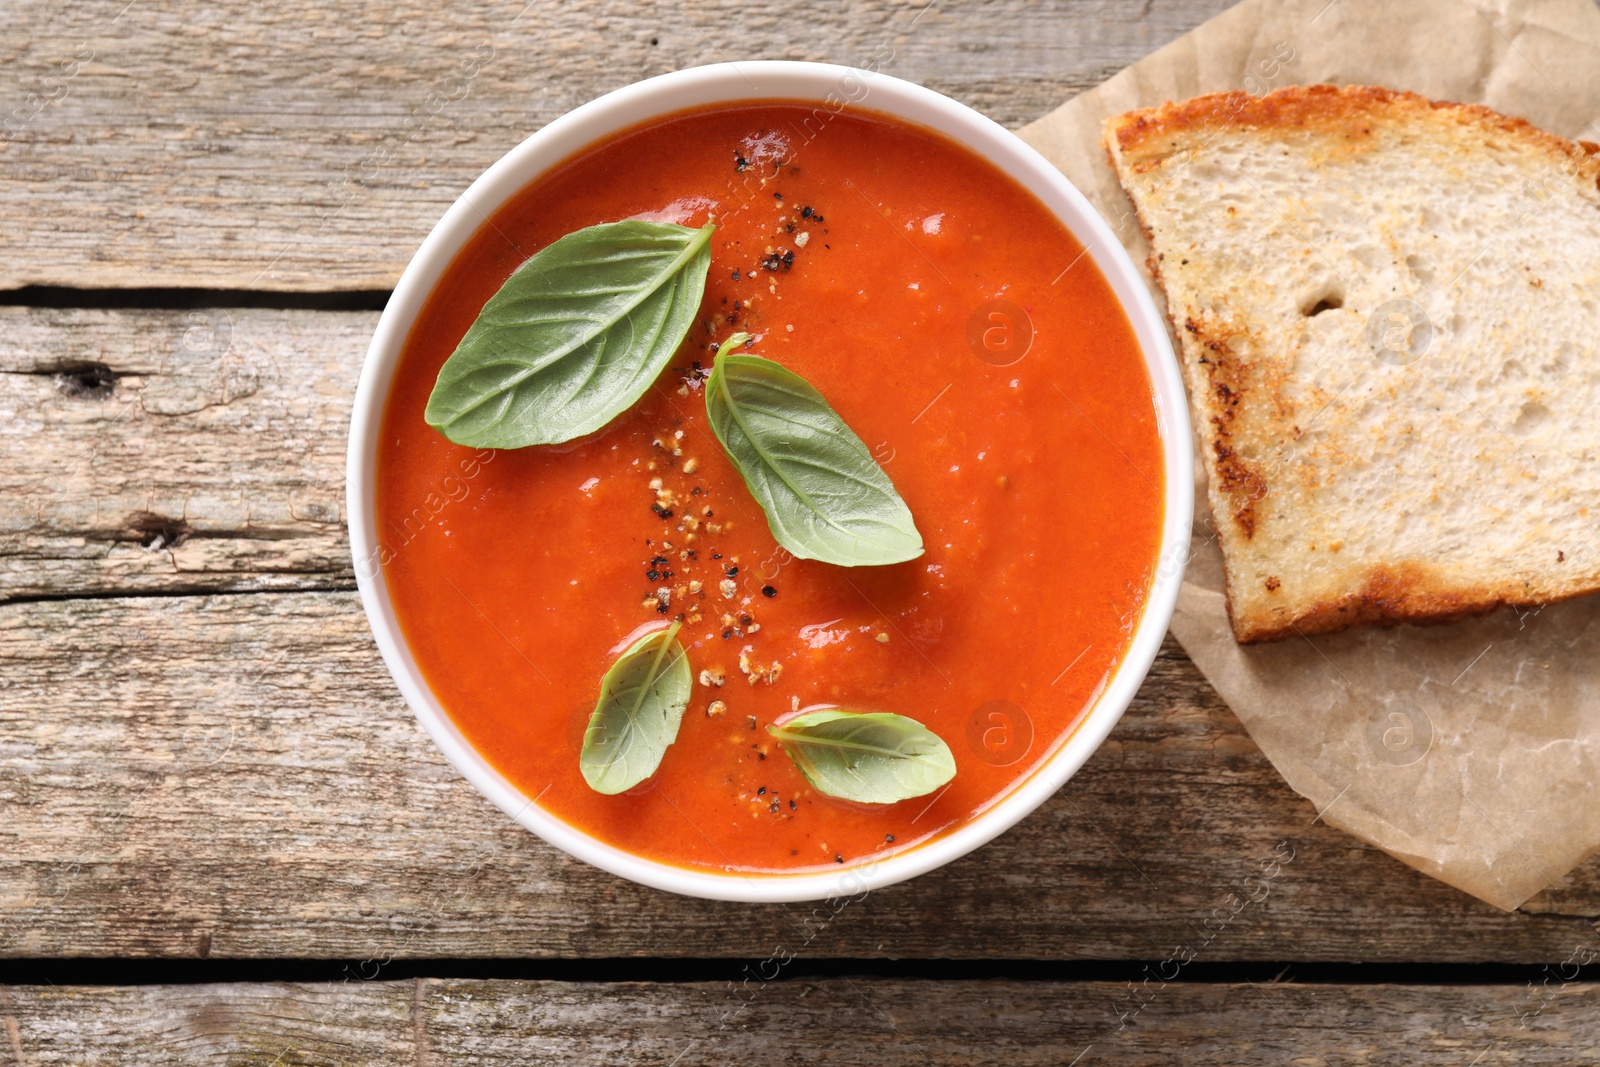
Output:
[{"xmin": 1104, "ymin": 85, "xmax": 1600, "ymax": 643}]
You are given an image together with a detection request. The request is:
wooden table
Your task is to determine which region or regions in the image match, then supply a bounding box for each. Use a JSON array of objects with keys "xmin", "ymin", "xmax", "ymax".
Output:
[{"xmin": 3, "ymin": 0, "xmax": 1598, "ymax": 1061}]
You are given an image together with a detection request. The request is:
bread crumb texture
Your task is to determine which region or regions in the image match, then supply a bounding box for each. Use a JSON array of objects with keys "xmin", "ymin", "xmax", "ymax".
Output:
[{"xmin": 1104, "ymin": 85, "xmax": 1600, "ymax": 642}]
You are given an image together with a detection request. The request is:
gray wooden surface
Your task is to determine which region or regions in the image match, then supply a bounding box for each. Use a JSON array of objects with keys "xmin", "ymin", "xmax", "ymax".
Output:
[
  {"xmin": 0, "ymin": 0, "xmax": 1224, "ymax": 291},
  {"xmin": 4, "ymin": 590, "xmax": 1600, "ymax": 962},
  {"xmin": 0, "ymin": 978, "xmax": 1596, "ymax": 1064},
  {"xmin": 4, "ymin": 0, "xmax": 1598, "ymax": 1061}
]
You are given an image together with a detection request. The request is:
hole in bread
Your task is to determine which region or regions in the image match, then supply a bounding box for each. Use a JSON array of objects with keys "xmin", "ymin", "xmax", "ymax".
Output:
[
  {"xmin": 1299, "ymin": 280, "xmax": 1345, "ymax": 318},
  {"xmin": 1546, "ymin": 341, "xmax": 1576, "ymax": 377},
  {"xmin": 1511, "ymin": 401, "xmax": 1551, "ymax": 436}
]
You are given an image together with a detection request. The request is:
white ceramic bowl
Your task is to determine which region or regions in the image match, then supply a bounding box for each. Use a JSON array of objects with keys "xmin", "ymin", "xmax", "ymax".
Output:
[{"xmin": 347, "ymin": 61, "xmax": 1193, "ymax": 902}]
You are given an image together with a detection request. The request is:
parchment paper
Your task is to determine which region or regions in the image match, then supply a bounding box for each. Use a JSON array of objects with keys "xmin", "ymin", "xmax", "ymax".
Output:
[{"xmin": 1018, "ymin": 0, "xmax": 1600, "ymax": 909}]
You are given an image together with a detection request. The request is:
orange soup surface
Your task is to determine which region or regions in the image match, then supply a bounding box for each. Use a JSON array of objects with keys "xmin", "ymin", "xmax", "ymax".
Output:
[{"xmin": 377, "ymin": 101, "xmax": 1165, "ymax": 874}]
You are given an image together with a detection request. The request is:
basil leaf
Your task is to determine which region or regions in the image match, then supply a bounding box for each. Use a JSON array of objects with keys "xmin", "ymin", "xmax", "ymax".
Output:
[
  {"xmin": 580, "ymin": 621, "xmax": 692, "ymax": 795},
  {"xmin": 425, "ymin": 220, "xmax": 715, "ymax": 449},
  {"xmin": 767, "ymin": 709, "xmax": 956, "ymax": 804},
  {"xmin": 705, "ymin": 337, "xmax": 923, "ymax": 567}
]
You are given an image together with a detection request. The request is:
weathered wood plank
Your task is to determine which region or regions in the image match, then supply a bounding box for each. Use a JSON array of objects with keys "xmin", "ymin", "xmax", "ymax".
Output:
[
  {"xmin": 0, "ymin": 981, "xmax": 413, "ymax": 1066},
  {"xmin": 0, "ymin": 0, "xmax": 1236, "ymax": 290},
  {"xmin": 0, "ymin": 307, "xmax": 362, "ymax": 600},
  {"xmin": 1, "ymin": 590, "xmax": 1596, "ymax": 961},
  {"xmin": 422, "ymin": 978, "xmax": 1600, "ymax": 1066},
  {"xmin": 1, "ymin": 978, "xmax": 1596, "ymax": 1065}
]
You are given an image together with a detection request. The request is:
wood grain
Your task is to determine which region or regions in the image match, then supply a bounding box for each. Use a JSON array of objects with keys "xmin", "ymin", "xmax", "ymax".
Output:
[
  {"xmin": 0, "ymin": 982, "xmax": 413, "ymax": 1066},
  {"xmin": 0, "ymin": 978, "xmax": 1595, "ymax": 1065},
  {"xmin": 1, "ymin": 590, "xmax": 1597, "ymax": 961},
  {"xmin": 0, "ymin": 0, "xmax": 1236, "ymax": 290},
  {"xmin": 0, "ymin": 307, "xmax": 362, "ymax": 601}
]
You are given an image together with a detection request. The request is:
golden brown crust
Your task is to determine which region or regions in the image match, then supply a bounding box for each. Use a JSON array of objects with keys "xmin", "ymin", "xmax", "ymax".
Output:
[
  {"xmin": 1106, "ymin": 141, "xmax": 1269, "ymax": 628},
  {"xmin": 1108, "ymin": 85, "xmax": 1600, "ymax": 189},
  {"xmin": 1234, "ymin": 566, "xmax": 1600, "ymax": 644},
  {"xmin": 1182, "ymin": 315, "xmax": 1266, "ymax": 542}
]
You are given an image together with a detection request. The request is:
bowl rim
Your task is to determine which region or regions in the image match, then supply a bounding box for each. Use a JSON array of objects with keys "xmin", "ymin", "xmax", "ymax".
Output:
[{"xmin": 346, "ymin": 59, "xmax": 1194, "ymax": 903}]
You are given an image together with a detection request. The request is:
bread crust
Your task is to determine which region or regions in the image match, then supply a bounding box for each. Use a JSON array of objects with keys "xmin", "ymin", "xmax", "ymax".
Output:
[
  {"xmin": 1253, "ymin": 563, "xmax": 1600, "ymax": 641},
  {"xmin": 1109, "ymin": 84, "xmax": 1600, "ymax": 180},
  {"xmin": 1104, "ymin": 84, "xmax": 1600, "ymax": 644}
]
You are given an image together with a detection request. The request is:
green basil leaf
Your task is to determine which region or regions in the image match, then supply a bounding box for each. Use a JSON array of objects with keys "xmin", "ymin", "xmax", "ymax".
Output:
[
  {"xmin": 580, "ymin": 621, "xmax": 692, "ymax": 795},
  {"xmin": 425, "ymin": 220, "xmax": 715, "ymax": 449},
  {"xmin": 767, "ymin": 709, "xmax": 956, "ymax": 804},
  {"xmin": 705, "ymin": 336, "xmax": 923, "ymax": 567}
]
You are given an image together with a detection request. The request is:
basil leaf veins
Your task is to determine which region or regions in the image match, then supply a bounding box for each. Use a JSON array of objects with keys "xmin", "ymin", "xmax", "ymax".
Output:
[
  {"xmin": 768, "ymin": 708, "xmax": 956, "ymax": 804},
  {"xmin": 705, "ymin": 334, "xmax": 923, "ymax": 567},
  {"xmin": 426, "ymin": 220, "xmax": 714, "ymax": 449},
  {"xmin": 580, "ymin": 620, "xmax": 692, "ymax": 795}
]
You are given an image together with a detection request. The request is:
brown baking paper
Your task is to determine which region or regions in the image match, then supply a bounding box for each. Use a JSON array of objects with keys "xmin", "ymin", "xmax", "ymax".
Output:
[{"xmin": 1018, "ymin": 0, "xmax": 1600, "ymax": 909}]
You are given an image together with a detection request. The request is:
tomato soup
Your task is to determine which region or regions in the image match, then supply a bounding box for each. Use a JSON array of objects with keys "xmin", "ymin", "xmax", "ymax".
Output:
[{"xmin": 376, "ymin": 102, "xmax": 1164, "ymax": 874}]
